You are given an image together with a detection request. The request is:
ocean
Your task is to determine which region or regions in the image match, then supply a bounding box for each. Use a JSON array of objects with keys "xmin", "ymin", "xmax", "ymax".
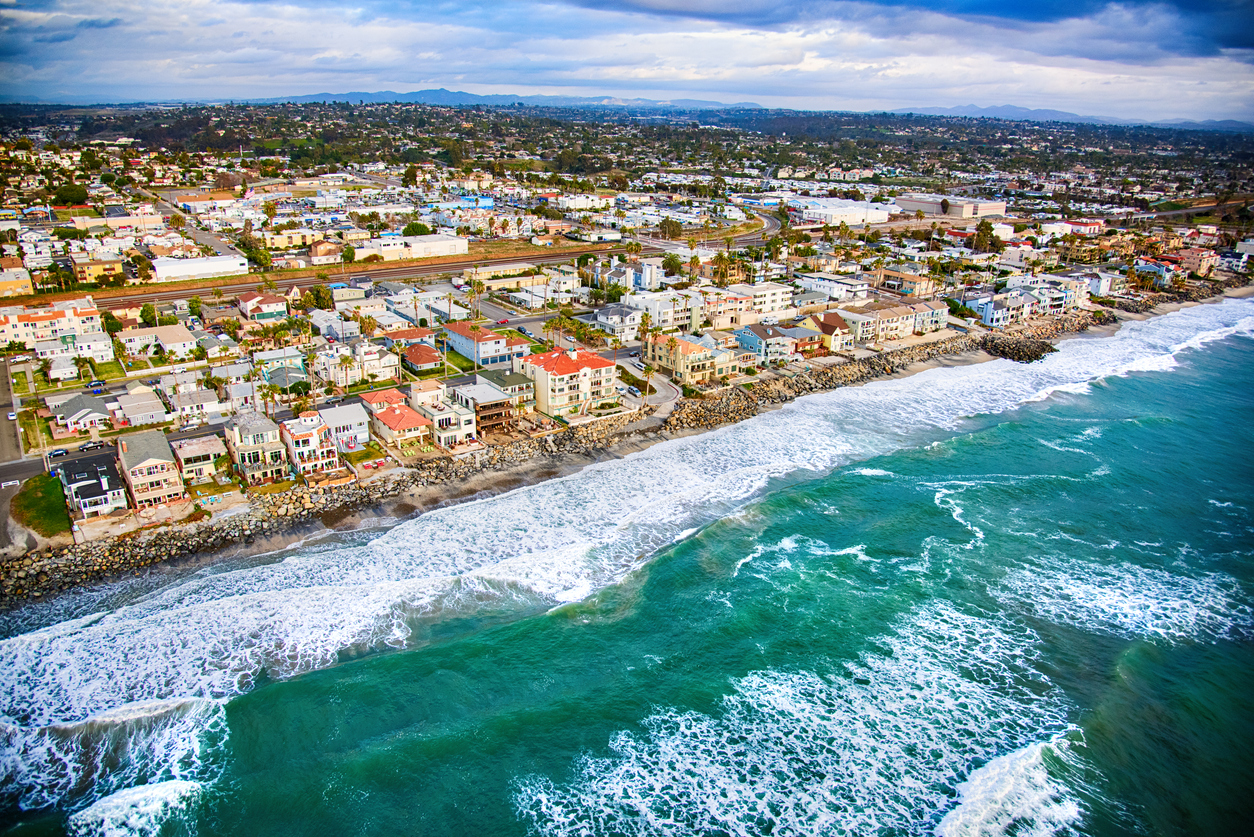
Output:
[{"xmin": 2, "ymin": 299, "xmax": 1252, "ymax": 836}]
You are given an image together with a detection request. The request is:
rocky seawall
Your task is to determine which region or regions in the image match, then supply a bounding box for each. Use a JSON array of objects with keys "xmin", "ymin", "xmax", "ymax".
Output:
[
  {"xmin": 666, "ymin": 312, "xmax": 1096, "ymax": 432},
  {"xmin": 0, "ymin": 410, "xmax": 647, "ymax": 606}
]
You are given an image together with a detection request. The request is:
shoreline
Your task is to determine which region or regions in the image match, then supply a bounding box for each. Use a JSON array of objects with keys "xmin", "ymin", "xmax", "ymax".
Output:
[{"xmin": 3, "ymin": 282, "xmax": 1250, "ymax": 609}]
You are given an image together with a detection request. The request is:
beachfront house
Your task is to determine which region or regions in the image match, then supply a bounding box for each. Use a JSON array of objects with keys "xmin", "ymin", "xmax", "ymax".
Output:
[
  {"xmin": 118, "ymin": 430, "xmax": 185, "ymax": 508},
  {"xmin": 224, "ymin": 411, "xmax": 288, "ymax": 485}
]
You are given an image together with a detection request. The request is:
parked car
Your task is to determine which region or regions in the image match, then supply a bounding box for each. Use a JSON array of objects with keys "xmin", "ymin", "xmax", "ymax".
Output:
[
  {"xmin": 627, "ymin": 386, "xmax": 641, "ymax": 397},
  {"xmin": 88, "ymin": 379, "xmax": 105, "ymax": 388},
  {"xmin": 631, "ymin": 360, "xmax": 645, "ymax": 370},
  {"xmin": 48, "ymin": 449, "xmax": 69, "ymax": 459},
  {"xmin": 79, "ymin": 441, "xmax": 106, "ymax": 452},
  {"xmin": 518, "ymin": 327, "xmax": 531, "ymax": 337},
  {"xmin": 6, "ymin": 412, "xmax": 15, "ymax": 421},
  {"xmin": 629, "ymin": 351, "xmax": 639, "ymax": 357}
]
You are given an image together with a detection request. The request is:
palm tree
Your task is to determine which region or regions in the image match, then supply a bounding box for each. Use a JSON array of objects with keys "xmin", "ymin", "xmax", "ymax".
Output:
[
  {"xmin": 665, "ymin": 336, "xmax": 679, "ymax": 375},
  {"xmin": 610, "ymin": 337, "xmax": 622, "ymax": 367},
  {"xmin": 72, "ymin": 356, "xmax": 91, "ymax": 381},
  {"xmin": 642, "ymin": 364, "xmax": 655, "ymax": 400},
  {"xmin": 468, "ymin": 323, "xmax": 482, "ymax": 369},
  {"xmin": 260, "ymin": 383, "xmax": 281, "ymax": 417}
]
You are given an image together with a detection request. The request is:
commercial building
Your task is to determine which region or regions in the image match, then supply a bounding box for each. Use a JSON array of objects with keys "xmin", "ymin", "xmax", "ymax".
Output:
[
  {"xmin": 152, "ymin": 255, "xmax": 248, "ymax": 283},
  {"xmin": 894, "ymin": 194, "xmax": 1006, "ymax": 219}
]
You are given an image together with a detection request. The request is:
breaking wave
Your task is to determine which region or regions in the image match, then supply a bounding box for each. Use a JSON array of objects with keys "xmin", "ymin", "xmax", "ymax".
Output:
[
  {"xmin": 2, "ymin": 299, "xmax": 1251, "ymax": 814},
  {"xmin": 514, "ymin": 603, "xmax": 1077, "ymax": 836}
]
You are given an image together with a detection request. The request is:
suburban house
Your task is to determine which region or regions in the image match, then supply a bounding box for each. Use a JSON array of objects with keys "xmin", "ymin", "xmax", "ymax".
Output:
[
  {"xmin": 51, "ymin": 393, "xmax": 112, "ymax": 432},
  {"xmin": 237, "ymin": 291, "xmax": 289, "ymax": 323},
  {"xmin": 118, "ymin": 325, "xmax": 198, "ymax": 358},
  {"xmin": 381, "ymin": 327, "xmax": 436, "ymax": 351},
  {"xmin": 368, "ymin": 403, "xmax": 432, "ymax": 447},
  {"xmin": 802, "ymin": 312, "xmax": 854, "ymax": 352},
  {"xmin": 402, "ymin": 343, "xmax": 443, "ymax": 373},
  {"xmin": 733, "ymin": 324, "xmax": 797, "ymax": 364},
  {"xmin": 114, "ymin": 391, "xmax": 167, "ymax": 427},
  {"xmin": 409, "ymin": 381, "xmax": 478, "ymax": 449},
  {"xmin": 169, "ymin": 389, "xmax": 225, "ymax": 421},
  {"xmin": 280, "ymin": 411, "xmax": 340, "ymax": 476},
  {"xmin": 641, "ymin": 332, "xmax": 717, "ymax": 385},
  {"xmin": 318, "ymin": 402, "xmax": 371, "ymax": 451},
  {"xmin": 475, "ymin": 369, "xmax": 535, "ymax": 413},
  {"xmin": 57, "ymin": 453, "xmax": 128, "ymax": 518},
  {"xmin": 171, "ymin": 436, "xmax": 227, "ymax": 484},
  {"xmin": 224, "ymin": 411, "xmax": 288, "ymax": 485},
  {"xmin": 452, "ymin": 383, "xmax": 519, "ymax": 435},
  {"xmin": 515, "ymin": 348, "xmax": 618, "ymax": 417},
  {"xmin": 442, "ymin": 321, "xmax": 531, "ymax": 367},
  {"xmin": 118, "ymin": 430, "xmax": 185, "ymax": 508},
  {"xmin": 308, "ymin": 309, "xmax": 360, "ymax": 341},
  {"xmin": 312, "ymin": 343, "xmax": 400, "ymax": 388},
  {"xmin": 593, "ymin": 304, "xmax": 642, "ymax": 341}
]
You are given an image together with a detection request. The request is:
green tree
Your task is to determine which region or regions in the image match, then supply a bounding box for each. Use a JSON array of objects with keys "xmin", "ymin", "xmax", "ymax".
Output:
[
  {"xmin": 402, "ymin": 221, "xmax": 431, "ymax": 237},
  {"xmin": 342, "ymin": 246, "xmax": 355, "ymax": 265},
  {"xmin": 402, "ymin": 165, "xmax": 419, "ymax": 188},
  {"xmin": 188, "ymin": 296, "xmax": 203, "ymax": 318},
  {"xmin": 140, "ymin": 303, "xmax": 157, "ymax": 327},
  {"xmin": 53, "ymin": 182, "xmax": 88, "ymax": 205},
  {"xmin": 100, "ymin": 311, "xmax": 124, "ymax": 335}
]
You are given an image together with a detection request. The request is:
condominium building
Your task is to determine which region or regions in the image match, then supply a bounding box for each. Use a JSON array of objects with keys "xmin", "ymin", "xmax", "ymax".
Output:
[
  {"xmin": 515, "ymin": 348, "xmax": 618, "ymax": 417},
  {"xmin": 280, "ymin": 411, "xmax": 340, "ymax": 476}
]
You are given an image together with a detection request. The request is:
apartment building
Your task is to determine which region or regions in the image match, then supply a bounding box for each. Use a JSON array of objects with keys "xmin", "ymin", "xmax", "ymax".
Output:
[
  {"xmin": 0, "ymin": 298, "xmax": 101, "ymax": 347},
  {"xmin": 515, "ymin": 348, "xmax": 618, "ymax": 417},
  {"xmin": 442, "ymin": 321, "xmax": 531, "ymax": 367}
]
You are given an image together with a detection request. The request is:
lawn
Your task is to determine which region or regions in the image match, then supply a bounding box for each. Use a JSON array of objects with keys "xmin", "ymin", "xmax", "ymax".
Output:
[
  {"xmin": 617, "ymin": 368, "xmax": 657, "ymax": 396},
  {"xmin": 342, "ymin": 443, "xmax": 385, "ymax": 466},
  {"xmin": 11, "ymin": 473, "xmax": 72, "ymax": 537},
  {"xmin": 90, "ymin": 360, "xmax": 126, "ymax": 380},
  {"xmin": 443, "ymin": 351, "xmax": 476, "ymax": 372},
  {"xmin": 11, "ymin": 374, "xmax": 28, "ymax": 395},
  {"xmin": 248, "ymin": 479, "xmax": 298, "ymax": 495},
  {"xmin": 500, "ymin": 328, "xmax": 547, "ymax": 349},
  {"xmin": 17, "ymin": 410, "xmax": 41, "ymax": 450}
]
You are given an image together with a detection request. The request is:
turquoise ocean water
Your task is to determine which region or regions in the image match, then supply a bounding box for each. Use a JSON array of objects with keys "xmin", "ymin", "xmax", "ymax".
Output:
[{"xmin": 2, "ymin": 300, "xmax": 1253, "ymax": 836}]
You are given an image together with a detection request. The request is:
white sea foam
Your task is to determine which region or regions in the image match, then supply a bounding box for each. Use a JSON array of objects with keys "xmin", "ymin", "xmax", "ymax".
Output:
[
  {"xmin": 66, "ymin": 779, "xmax": 202, "ymax": 837},
  {"xmin": 852, "ymin": 467, "xmax": 894, "ymax": 476},
  {"xmin": 935, "ymin": 740, "xmax": 1082, "ymax": 837},
  {"xmin": 4, "ymin": 298, "xmax": 1252, "ymax": 813},
  {"xmin": 514, "ymin": 603, "xmax": 1073, "ymax": 836},
  {"xmin": 996, "ymin": 560, "xmax": 1254, "ymax": 642}
]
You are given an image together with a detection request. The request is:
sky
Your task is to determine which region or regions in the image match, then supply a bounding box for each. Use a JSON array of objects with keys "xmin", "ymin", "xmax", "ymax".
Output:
[{"xmin": 1, "ymin": 0, "xmax": 1252, "ymax": 120}]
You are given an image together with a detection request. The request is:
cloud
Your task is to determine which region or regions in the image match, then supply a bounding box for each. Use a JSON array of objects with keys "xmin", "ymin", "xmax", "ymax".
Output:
[{"xmin": 0, "ymin": 0, "xmax": 1250, "ymax": 120}]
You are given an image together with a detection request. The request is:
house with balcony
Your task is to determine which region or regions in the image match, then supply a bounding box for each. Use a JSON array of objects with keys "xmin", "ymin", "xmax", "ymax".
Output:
[
  {"xmin": 733, "ymin": 324, "xmax": 797, "ymax": 364},
  {"xmin": 171, "ymin": 436, "xmax": 227, "ymax": 484},
  {"xmin": 280, "ymin": 411, "xmax": 340, "ymax": 476},
  {"xmin": 801, "ymin": 312, "xmax": 854, "ymax": 352},
  {"xmin": 642, "ymin": 332, "xmax": 717, "ymax": 385},
  {"xmin": 57, "ymin": 453, "xmax": 128, "ymax": 518},
  {"xmin": 369, "ymin": 403, "xmax": 432, "ymax": 447},
  {"xmin": 475, "ymin": 369, "xmax": 535, "ymax": 413},
  {"xmin": 452, "ymin": 383, "xmax": 519, "ymax": 435},
  {"xmin": 515, "ymin": 348, "xmax": 618, "ymax": 417},
  {"xmin": 318, "ymin": 402, "xmax": 371, "ymax": 451},
  {"xmin": 593, "ymin": 304, "xmax": 642, "ymax": 341},
  {"xmin": 118, "ymin": 430, "xmax": 185, "ymax": 508},
  {"xmin": 223, "ymin": 411, "xmax": 288, "ymax": 485}
]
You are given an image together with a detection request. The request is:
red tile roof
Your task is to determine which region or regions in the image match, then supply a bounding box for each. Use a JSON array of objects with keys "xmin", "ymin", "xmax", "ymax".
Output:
[
  {"xmin": 374, "ymin": 404, "xmax": 431, "ymax": 432},
  {"xmin": 403, "ymin": 344, "xmax": 442, "ymax": 367},
  {"xmin": 360, "ymin": 387, "xmax": 407, "ymax": 406},
  {"xmin": 522, "ymin": 348, "xmax": 615, "ymax": 375}
]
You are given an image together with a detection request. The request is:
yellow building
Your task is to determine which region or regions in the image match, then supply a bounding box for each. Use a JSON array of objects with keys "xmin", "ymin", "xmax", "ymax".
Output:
[
  {"xmin": 69, "ymin": 252, "xmax": 125, "ymax": 283},
  {"xmin": 0, "ymin": 268, "xmax": 33, "ymax": 297}
]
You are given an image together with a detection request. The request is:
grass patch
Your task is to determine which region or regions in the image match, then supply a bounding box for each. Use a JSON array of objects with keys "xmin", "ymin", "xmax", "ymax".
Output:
[
  {"xmin": 443, "ymin": 351, "xmax": 476, "ymax": 372},
  {"xmin": 17, "ymin": 410, "xmax": 41, "ymax": 450},
  {"xmin": 11, "ymin": 473, "xmax": 72, "ymax": 537},
  {"xmin": 342, "ymin": 443, "xmax": 385, "ymax": 466},
  {"xmin": 248, "ymin": 478, "xmax": 297, "ymax": 495},
  {"xmin": 11, "ymin": 374, "xmax": 28, "ymax": 395},
  {"xmin": 616, "ymin": 368, "xmax": 656, "ymax": 396},
  {"xmin": 90, "ymin": 360, "xmax": 126, "ymax": 380}
]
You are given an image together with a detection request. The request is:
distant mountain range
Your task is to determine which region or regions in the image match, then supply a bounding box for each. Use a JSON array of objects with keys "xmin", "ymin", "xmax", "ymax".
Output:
[
  {"xmin": 890, "ymin": 104, "xmax": 1254, "ymax": 132},
  {"xmin": 244, "ymin": 88, "xmax": 763, "ymax": 110}
]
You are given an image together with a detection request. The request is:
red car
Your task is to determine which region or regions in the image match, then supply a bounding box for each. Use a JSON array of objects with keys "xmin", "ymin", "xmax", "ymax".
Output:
[{"xmin": 497, "ymin": 319, "xmax": 510, "ymax": 324}]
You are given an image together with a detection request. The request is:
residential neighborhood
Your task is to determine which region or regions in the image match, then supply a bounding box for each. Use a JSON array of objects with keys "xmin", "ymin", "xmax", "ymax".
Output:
[{"xmin": 0, "ymin": 100, "xmax": 1249, "ymax": 551}]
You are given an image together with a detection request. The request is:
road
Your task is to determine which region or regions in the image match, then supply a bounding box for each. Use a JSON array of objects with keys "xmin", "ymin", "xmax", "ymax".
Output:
[{"xmin": 0, "ymin": 362, "xmax": 21, "ymax": 465}]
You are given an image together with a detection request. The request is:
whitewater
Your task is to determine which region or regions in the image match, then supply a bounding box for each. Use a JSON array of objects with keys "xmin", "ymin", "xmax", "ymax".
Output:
[{"xmin": 2, "ymin": 298, "xmax": 1253, "ymax": 833}]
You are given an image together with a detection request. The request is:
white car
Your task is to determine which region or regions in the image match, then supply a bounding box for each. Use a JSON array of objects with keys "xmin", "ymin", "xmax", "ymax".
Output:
[{"xmin": 6, "ymin": 412, "xmax": 15, "ymax": 421}]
